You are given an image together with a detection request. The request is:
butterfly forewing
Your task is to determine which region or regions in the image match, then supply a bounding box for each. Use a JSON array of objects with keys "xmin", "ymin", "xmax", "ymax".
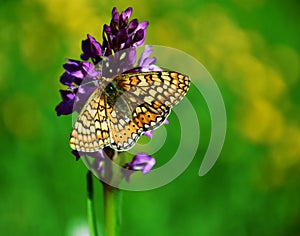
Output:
[{"xmin": 70, "ymin": 71, "xmax": 190, "ymax": 152}]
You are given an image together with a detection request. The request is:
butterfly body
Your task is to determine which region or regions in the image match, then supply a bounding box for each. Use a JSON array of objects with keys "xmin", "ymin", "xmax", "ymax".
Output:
[{"xmin": 70, "ymin": 71, "xmax": 190, "ymax": 152}]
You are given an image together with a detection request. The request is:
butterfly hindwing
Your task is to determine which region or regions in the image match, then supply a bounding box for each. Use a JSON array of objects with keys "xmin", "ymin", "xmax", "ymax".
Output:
[{"xmin": 106, "ymin": 93, "xmax": 171, "ymax": 151}]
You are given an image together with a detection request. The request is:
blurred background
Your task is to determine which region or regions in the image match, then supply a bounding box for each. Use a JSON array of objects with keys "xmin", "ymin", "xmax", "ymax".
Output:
[{"xmin": 0, "ymin": 0, "xmax": 299, "ymax": 235}]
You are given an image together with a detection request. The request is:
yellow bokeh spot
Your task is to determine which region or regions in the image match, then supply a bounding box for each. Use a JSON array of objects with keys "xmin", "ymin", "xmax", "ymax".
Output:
[
  {"xmin": 224, "ymin": 53, "xmax": 286, "ymax": 101},
  {"xmin": 236, "ymin": 98, "xmax": 283, "ymax": 144},
  {"xmin": 36, "ymin": 0, "xmax": 104, "ymax": 34}
]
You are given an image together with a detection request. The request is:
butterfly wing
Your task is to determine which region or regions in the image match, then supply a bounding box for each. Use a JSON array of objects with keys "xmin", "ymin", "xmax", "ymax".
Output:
[
  {"xmin": 70, "ymin": 87, "xmax": 111, "ymax": 152},
  {"xmin": 107, "ymin": 71, "xmax": 190, "ymax": 151},
  {"xmin": 70, "ymin": 71, "xmax": 190, "ymax": 152}
]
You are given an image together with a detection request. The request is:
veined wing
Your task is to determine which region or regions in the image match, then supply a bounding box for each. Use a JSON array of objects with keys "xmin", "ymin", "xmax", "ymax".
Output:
[
  {"xmin": 70, "ymin": 88, "xmax": 111, "ymax": 152},
  {"xmin": 106, "ymin": 71, "xmax": 190, "ymax": 151}
]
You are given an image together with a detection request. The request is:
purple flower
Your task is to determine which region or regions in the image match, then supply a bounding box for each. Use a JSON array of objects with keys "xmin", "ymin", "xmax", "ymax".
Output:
[
  {"xmin": 132, "ymin": 21, "xmax": 148, "ymax": 47},
  {"xmin": 55, "ymin": 89, "xmax": 77, "ymax": 116},
  {"xmin": 123, "ymin": 153, "xmax": 156, "ymax": 182},
  {"xmin": 102, "ymin": 7, "xmax": 149, "ymax": 56},
  {"xmin": 61, "ymin": 60, "xmax": 99, "ymax": 85},
  {"xmin": 81, "ymin": 34, "xmax": 103, "ymax": 63}
]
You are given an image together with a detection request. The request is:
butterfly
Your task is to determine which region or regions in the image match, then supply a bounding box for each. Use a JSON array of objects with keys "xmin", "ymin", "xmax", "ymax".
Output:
[{"xmin": 70, "ymin": 71, "xmax": 190, "ymax": 152}]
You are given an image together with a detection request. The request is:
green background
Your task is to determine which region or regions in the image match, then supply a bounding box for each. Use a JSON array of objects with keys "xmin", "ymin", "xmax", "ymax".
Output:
[{"xmin": 1, "ymin": 0, "xmax": 299, "ymax": 235}]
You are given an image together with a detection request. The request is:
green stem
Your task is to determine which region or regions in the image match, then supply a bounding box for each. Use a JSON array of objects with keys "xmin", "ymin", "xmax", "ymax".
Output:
[
  {"xmin": 103, "ymin": 183, "xmax": 119, "ymax": 236},
  {"xmin": 87, "ymin": 171, "xmax": 98, "ymax": 236}
]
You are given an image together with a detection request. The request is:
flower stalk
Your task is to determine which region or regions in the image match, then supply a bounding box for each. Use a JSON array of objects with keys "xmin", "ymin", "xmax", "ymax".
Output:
[
  {"xmin": 103, "ymin": 183, "xmax": 119, "ymax": 236},
  {"xmin": 87, "ymin": 171, "xmax": 98, "ymax": 236}
]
